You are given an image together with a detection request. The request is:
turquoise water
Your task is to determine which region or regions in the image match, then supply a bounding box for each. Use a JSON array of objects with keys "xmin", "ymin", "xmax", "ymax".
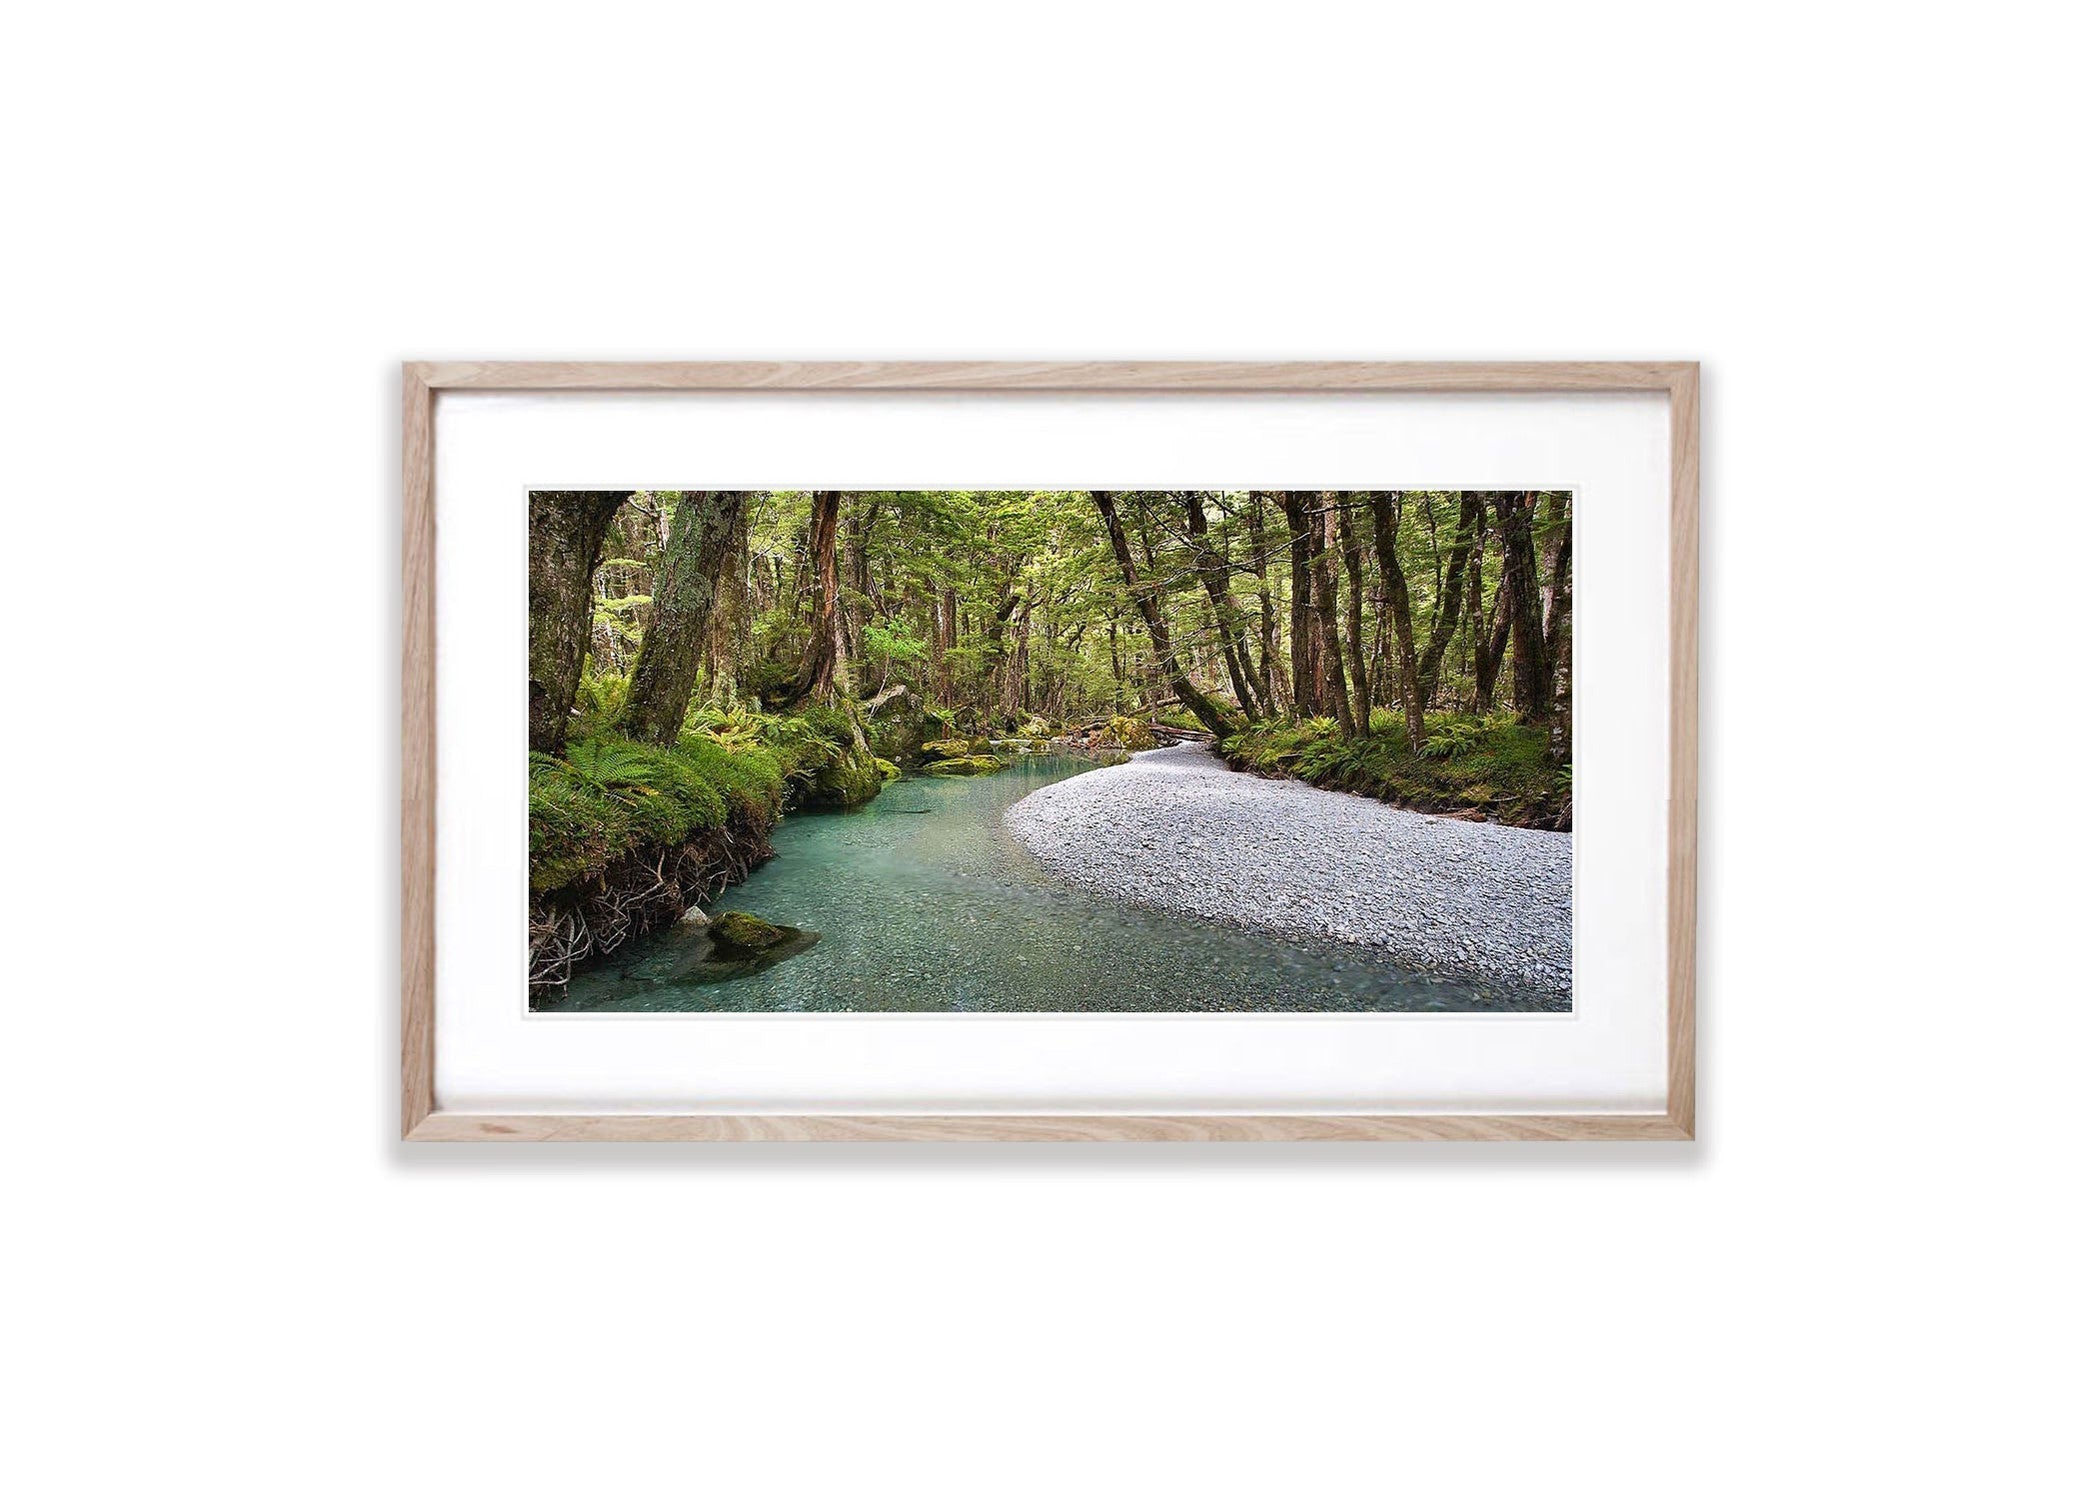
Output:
[{"xmin": 545, "ymin": 754, "xmax": 1558, "ymax": 1013}]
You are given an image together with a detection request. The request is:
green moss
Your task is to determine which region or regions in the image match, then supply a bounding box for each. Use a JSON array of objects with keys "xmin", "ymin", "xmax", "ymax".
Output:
[
  {"xmin": 922, "ymin": 754, "xmax": 1007, "ymax": 776},
  {"xmin": 529, "ymin": 731, "xmax": 790, "ymax": 894},
  {"xmin": 921, "ymin": 737, "xmax": 974, "ymax": 760},
  {"xmin": 874, "ymin": 756, "xmax": 901, "ymax": 781},
  {"xmin": 1220, "ymin": 710, "xmax": 1569, "ymax": 829},
  {"xmin": 712, "ymin": 911, "xmax": 789, "ymax": 951},
  {"xmin": 804, "ymin": 748, "xmax": 881, "ymax": 807}
]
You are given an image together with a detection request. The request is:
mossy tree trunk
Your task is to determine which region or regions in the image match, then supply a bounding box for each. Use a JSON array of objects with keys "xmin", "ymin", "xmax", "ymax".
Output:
[
  {"xmin": 1368, "ymin": 491, "xmax": 1426, "ymax": 750},
  {"xmin": 1184, "ymin": 492, "xmax": 1266, "ymax": 718},
  {"xmin": 1311, "ymin": 494, "xmax": 1360, "ymax": 736},
  {"xmin": 986, "ymin": 586, "xmax": 1024, "ymax": 715},
  {"xmin": 1540, "ymin": 491, "xmax": 1575, "ymax": 760},
  {"xmin": 793, "ymin": 490, "xmax": 851, "ymax": 703},
  {"xmin": 528, "ymin": 489, "xmax": 629, "ymax": 754},
  {"xmin": 1279, "ymin": 491, "xmax": 1324, "ymax": 718},
  {"xmin": 1090, "ymin": 492, "xmax": 1240, "ymax": 740},
  {"xmin": 1334, "ymin": 498, "xmax": 1375, "ymax": 737},
  {"xmin": 792, "ymin": 490, "xmax": 871, "ymax": 759},
  {"xmin": 706, "ymin": 496, "xmax": 751, "ymax": 705},
  {"xmin": 619, "ymin": 490, "xmax": 746, "ymax": 746},
  {"xmin": 1493, "ymin": 491, "xmax": 1552, "ymax": 725},
  {"xmin": 1245, "ymin": 491, "xmax": 1286, "ymax": 716},
  {"xmin": 1416, "ymin": 492, "xmax": 1483, "ymax": 710},
  {"xmin": 1475, "ymin": 565, "xmax": 1512, "ymax": 713}
]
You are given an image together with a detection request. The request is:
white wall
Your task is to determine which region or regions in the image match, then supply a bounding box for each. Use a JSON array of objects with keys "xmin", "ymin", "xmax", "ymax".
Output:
[{"xmin": 10, "ymin": 4, "xmax": 2090, "ymax": 1496}]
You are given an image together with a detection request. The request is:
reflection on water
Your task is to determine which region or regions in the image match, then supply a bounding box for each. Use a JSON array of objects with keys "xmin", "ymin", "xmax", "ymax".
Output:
[{"xmin": 546, "ymin": 754, "xmax": 1564, "ymax": 1014}]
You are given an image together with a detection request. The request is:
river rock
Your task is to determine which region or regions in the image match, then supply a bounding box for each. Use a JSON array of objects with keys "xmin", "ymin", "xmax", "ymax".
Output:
[
  {"xmin": 862, "ymin": 683, "xmax": 926, "ymax": 763},
  {"xmin": 922, "ymin": 754, "xmax": 1006, "ymax": 776},
  {"xmin": 711, "ymin": 911, "xmax": 790, "ymax": 952}
]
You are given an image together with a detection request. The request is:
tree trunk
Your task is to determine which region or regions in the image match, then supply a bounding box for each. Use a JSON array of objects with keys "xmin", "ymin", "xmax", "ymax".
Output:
[
  {"xmin": 1006, "ymin": 592, "xmax": 1032, "ymax": 716},
  {"xmin": 1368, "ymin": 491, "xmax": 1426, "ymax": 750},
  {"xmin": 1539, "ymin": 491, "xmax": 1575, "ymax": 760},
  {"xmin": 1493, "ymin": 491, "xmax": 1552, "ymax": 724},
  {"xmin": 1475, "ymin": 562, "xmax": 1512, "ymax": 713},
  {"xmin": 1090, "ymin": 492, "xmax": 1239, "ymax": 739},
  {"xmin": 843, "ymin": 495, "xmax": 874, "ymax": 673},
  {"xmin": 1246, "ymin": 491, "xmax": 1285, "ymax": 716},
  {"xmin": 1416, "ymin": 492, "xmax": 1483, "ymax": 710},
  {"xmin": 1333, "ymin": 498, "xmax": 1374, "ymax": 736},
  {"xmin": 1184, "ymin": 492, "xmax": 1262, "ymax": 716},
  {"xmin": 985, "ymin": 585, "xmax": 1024, "ymax": 714},
  {"xmin": 1312, "ymin": 494, "xmax": 1357, "ymax": 734},
  {"xmin": 527, "ymin": 489, "xmax": 628, "ymax": 754},
  {"xmin": 1540, "ymin": 490, "xmax": 1574, "ymax": 678},
  {"xmin": 1279, "ymin": 491, "xmax": 1324, "ymax": 716},
  {"xmin": 793, "ymin": 490, "xmax": 851, "ymax": 702},
  {"xmin": 706, "ymin": 496, "xmax": 751, "ymax": 705},
  {"xmin": 619, "ymin": 491, "xmax": 745, "ymax": 746}
]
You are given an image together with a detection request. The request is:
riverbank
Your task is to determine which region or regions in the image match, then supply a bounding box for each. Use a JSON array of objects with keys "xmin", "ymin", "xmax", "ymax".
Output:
[
  {"xmin": 1222, "ymin": 710, "xmax": 1571, "ymax": 830},
  {"xmin": 528, "ymin": 707, "xmax": 883, "ymax": 997},
  {"xmin": 1004, "ymin": 741, "xmax": 1572, "ymax": 998}
]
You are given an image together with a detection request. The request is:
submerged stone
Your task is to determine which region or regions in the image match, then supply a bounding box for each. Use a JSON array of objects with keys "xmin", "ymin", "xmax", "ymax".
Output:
[{"xmin": 712, "ymin": 910, "xmax": 790, "ymax": 951}]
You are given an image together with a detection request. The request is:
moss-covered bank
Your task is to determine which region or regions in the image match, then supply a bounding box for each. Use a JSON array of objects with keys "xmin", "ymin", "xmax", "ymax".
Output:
[
  {"xmin": 1222, "ymin": 710, "xmax": 1571, "ymax": 830},
  {"xmin": 528, "ymin": 707, "xmax": 884, "ymax": 998}
]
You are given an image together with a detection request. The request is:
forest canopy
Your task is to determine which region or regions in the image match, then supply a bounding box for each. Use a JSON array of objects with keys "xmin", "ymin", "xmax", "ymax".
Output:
[{"xmin": 530, "ymin": 488, "xmax": 1571, "ymax": 751}]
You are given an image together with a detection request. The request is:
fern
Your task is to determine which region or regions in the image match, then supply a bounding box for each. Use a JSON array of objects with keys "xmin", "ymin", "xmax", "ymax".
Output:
[{"xmin": 560, "ymin": 739, "xmax": 662, "ymax": 799}]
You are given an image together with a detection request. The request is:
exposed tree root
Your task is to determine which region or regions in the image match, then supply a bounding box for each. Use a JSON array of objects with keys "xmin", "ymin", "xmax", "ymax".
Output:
[{"xmin": 529, "ymin": 807, "xmax": 774, "ymax": 1002}]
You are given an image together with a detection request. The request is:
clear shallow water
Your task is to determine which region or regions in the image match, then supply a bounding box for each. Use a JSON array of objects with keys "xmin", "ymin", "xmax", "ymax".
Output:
[{"xmin": 547, "ymin": 754, "xmax": 1562, "ymax": 1013}]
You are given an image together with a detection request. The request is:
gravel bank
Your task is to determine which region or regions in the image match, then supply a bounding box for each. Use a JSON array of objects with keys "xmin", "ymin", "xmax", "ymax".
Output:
[{"xmin": 1004, "ymin": 741, "xmax": 1572, "ymax": 998}]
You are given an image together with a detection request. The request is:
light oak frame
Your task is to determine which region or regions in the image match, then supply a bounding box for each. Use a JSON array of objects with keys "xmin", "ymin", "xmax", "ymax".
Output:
[{"xmin": 402, "ymin": 361, "xmax": 1698, "ymax": 1142}]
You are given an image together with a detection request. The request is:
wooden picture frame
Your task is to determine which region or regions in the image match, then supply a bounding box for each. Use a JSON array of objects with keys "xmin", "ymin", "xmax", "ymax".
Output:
[{"xmin": 402, "ymin": 361, "xmax": 1698, "ymax": 1141}]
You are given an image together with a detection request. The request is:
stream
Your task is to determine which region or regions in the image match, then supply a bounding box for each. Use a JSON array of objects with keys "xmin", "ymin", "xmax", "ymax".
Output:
[{"xmin": 545, "ymin": 753, "xmax": 1557, "ymax": 1013}]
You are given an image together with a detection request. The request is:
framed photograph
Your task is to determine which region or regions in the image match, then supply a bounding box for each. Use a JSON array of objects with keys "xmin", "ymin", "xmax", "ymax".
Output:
[{"xmin": 402, "ymin": 361, "xmax": 1697, "ymax": 1140}]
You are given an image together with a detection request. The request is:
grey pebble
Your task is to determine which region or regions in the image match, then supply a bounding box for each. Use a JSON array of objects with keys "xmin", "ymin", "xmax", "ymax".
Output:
[{"xmin": 1004, "ymin": 742, "xmax": 1572, "ymax": 997}]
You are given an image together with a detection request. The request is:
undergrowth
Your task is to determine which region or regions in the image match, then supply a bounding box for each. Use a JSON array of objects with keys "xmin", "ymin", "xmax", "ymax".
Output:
[
  {"xmin": 1221, "ymin": 709, "xmax": 1570, "ymax": 829},
  {"xmin": 532, "ymin": 690, "xmax": 887, "ymax": 894},
  {"xmin": 529, "ymin": 732, "xmax": 790, "ymax": 894}
]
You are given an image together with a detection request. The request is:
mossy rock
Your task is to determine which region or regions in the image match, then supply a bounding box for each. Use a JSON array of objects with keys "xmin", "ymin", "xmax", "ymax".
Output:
[
  {"xmin": 922, "ymin": 754, "xmax": 1006, "ymax": 776},
  {"xmin": 966, "ymin": 736, "xmax": 993, "ymax": 755},
  {"xmin": 873, "ymin": 756, "xmax": 901, "ymax": 782},
  {"xmin": 635, "ymin": 914, "xmax": 821, "ymax": 984},
  {"xmin": 803, "ymin": 747, "xmax": 882, "ymax": 807},
  {"xmin": 862, "ymin": 685, "xmax": 925, "ymax": 763},
  {"xmin": 712, "ymin": 911, "xmax": 789, "ymax": 951},
  {"xmin": 921, "ymin": 737, "xmax": 974, "ymax": 761}
]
